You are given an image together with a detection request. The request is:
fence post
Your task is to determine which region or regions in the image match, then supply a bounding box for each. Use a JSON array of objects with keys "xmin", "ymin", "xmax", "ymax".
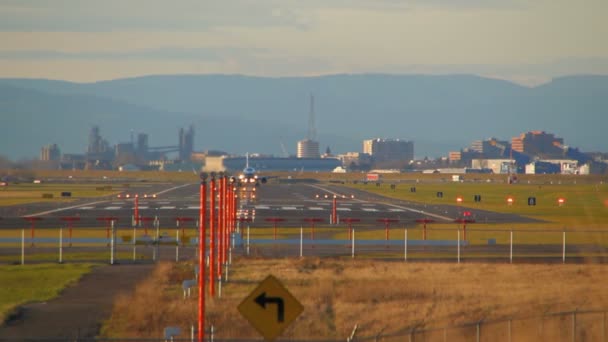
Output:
[
  {"xmin": 59, "ymin": 228, "xmax": 63, "ymax": 264},
  {"xmin": 110, "ymin": 220, "xmax": 115, "ymax": 265},
  {"xmin": 299, "ymin": 225, "xmax": 303, "ymax": 258},
  {"xmin": 404, "ymin": 228, "xmax": 408, "ymax": 262},
  {"xmin": 563, "ymin": 231, "xmax": 566, "ymax": 264},
  {"xmin": 351, "ymin": 229, "xmax": 355, "ymax": 259},
  {"xmin": 510, "ymin": 230, "xmax": 513, "ymax": 264},
  {"xmin": 476, "ymin": 322, "xmax": 480, "ymax": 342},
  {"xmin": 246, "ymin": 224, "xmax": 250, "ymax": 256},
  {"xmin": 457, "ymin": 229, "xmax": 461, "ymax": 264},
  {"xmin": 176, "ymin": 230, "xmax": 180, "ymax": 262},
  {"xmin": 572, "ymin": 311, "xmax": 576, "ymax": 342},
  {"xmin": 21, "ymin": 228, "xmax": 25, "ymax": 265},
  {"xmin": 603, "ymin": 311, "xmax": 606, "ymax": 342}
]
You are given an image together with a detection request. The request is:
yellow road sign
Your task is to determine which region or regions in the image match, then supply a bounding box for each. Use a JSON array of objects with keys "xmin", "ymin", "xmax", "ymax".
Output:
[{"xmin": 238, "ymin": 275, "xmax": 304, "ymax": 341}]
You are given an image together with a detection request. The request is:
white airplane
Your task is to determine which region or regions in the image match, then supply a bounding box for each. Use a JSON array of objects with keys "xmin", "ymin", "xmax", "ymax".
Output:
[{"xmin": 238, "ymin": 153, "xmax": 266, "ymax": 186}]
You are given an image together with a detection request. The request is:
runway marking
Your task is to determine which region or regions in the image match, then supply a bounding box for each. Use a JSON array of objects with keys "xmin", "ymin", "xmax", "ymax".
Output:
[
  {"xmin": 111, "ymin": 202, "xmax": 125, "ymax": 205},
  {"xmin": 104, "ymin": 206, "xmax": 121, "ymax": 210},
  {"xmin": 158, "ymin": 201, "xmax": 171, "ymax": 205},
  {"xmin": 137, "ymin": 206, "xmax": 149, "ymax": 210},
  {"xmin": 79, "ymin": 206, "xmax": 94, "ymax": 210},
  {"xmin": 389, "ymin": 208, "xmax": 405, "ymax": 212},
  {"xmin": 308, "ymin": 207, "xmax": 325, "ymax": 211},
  {"xmin": 361, "ymin": 203, "xmax": 376, "ymax": 207},
  {"xmin": 187, "ymin": 206, "xmax": 201, "ymax": 209},
  {"xmin": 255, "ymin": 205, "xmax": 270, "ymax": 210},
  {"xmin": 282, "ymin": 206, "xmax": 298, "ymax": 210},
  {"xmin": 362, "ymin": 208, "xmax": 378, "ymax": 212},
  {"xmin": 160, "ymin": 206, "xmax": 176, "ymax": 210},
  {"xmin": 337, "ymin": 207, "xmax": 351, "ymax": 211}
]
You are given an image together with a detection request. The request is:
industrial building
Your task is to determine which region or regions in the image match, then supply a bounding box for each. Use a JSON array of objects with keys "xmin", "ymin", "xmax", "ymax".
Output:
[
  {"xmin": 511, "ymin": 131, "xmax": 564, "ymax": 158},
  {"xmin": 297, "ymin": 139, "xmax": 320, "ymax": 158},
  {"xmin": 363, "ymin": 138, "xmax": 414, "ymax": 163},
  {"xmin": 40, "ymin": 144, "xmax": 60, "ymax": 161}
]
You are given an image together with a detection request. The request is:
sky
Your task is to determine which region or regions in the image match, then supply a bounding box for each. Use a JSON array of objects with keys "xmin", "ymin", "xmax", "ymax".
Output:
[{"xmin": 0, "ymin": 0, "xmax": 607, "ymax": 85}]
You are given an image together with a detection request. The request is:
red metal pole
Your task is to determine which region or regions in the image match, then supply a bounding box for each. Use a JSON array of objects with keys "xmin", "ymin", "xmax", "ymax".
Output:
[
  {"xmin": 385, "ymin": 221, "xmax": 389, "ymax": 241},
  {"xmin": 217, "ymin": 177, "xmax": 223, "ymax": 276},
  {"xmin": 423, "ymin": 223, "xmax": 427, "ymax": 240},
  {"xmin": 209, "ymin": 177, "xmax": 216, "ymax": 297},
  {"xmin": 30, "ymin": 220, "xmax": 35, "ymax": 246},
  {"xmin": 274, "ymin": 222, "xmax": 277, "ymax": 240},
  {"xmin": 332, "ymin": 197, "xmax": 337, "ymax": 225},
  {"xmin": 222, "ymin": 177, "xmax": 227, "ymax": 269},
  {"xmin": 134, "ymin": 195, "xmax": 139, "ymax": 227},
  {"xmin": 198, "ymin": 181, "xmax": 206, "ymax": 342}
]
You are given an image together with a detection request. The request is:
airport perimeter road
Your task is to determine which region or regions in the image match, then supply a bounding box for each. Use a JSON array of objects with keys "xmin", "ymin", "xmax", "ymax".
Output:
[{"xmin": 0, "ymin": 181, "xmax": 538, "ymax": 230}]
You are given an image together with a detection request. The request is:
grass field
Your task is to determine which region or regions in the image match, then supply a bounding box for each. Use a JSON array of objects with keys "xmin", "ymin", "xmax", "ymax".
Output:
[
  {"xmin": 0, "ymin": 182, "xmax": 122, "ymax": 206},
  {"xmin": 346, "ymin": 181, "xmax": 608, "ymax": 226},
  {"xmin": 100, "ymin": 258, "xmax": 608, "ymax": 341},
  {"xmin": 0, "ymin": 263, "xmax": 93, "ymax": 323}
]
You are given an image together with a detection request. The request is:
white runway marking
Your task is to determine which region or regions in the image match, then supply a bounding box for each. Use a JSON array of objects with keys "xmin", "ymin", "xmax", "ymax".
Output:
[
  {"xmin": 361, "ymin": 203, "xmax": 376, "ymax": 207},
  {"xmin": 282, "ymin": 206, "xmax": 298, "ymax": 210},
  {"xmin": 337, "ymin": 207, "xmax": 351, "ymax": 211},
  {"xmin": 187, "ymin": 206, "xmax": 201, "ymax": 209},
  {"xmin": 104, "ymin": 206, "xmax": 121, "ymax": 210},
  {"xmin": 255, "ymin": 205, "xmax": 270, "ymax": 210},
  {"xmin": 111, "ymin": 202, "xmax": 125, "ymax": 205},
  {"xmin": 160, "ymin": 206, "xmax": 175, "ymax": 210},
  {"xmin": 137, "ymin": 206, "xmax": 149, "ymax": 210},
  {"xmin": 158, "ymin": 201, "xmax": 171, "ymax": 205},
  {"xmin": 308, "ymin": 207, "xmax": 324, "ymax": 211},
  {"xmin": 79, "ymin": 206, "xmax": 94, "ymax": 210},
  {"xmin": 362, "ymin": 208, "xmax": 378, "ymax": 212},
  {"xmin": 389, "ymin": 208, "xmax": 405, "ymax": 212}
]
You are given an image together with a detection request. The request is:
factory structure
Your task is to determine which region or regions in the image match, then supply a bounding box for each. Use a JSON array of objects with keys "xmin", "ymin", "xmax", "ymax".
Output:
[{"xmin": 40, "ymin": 125, "xmax": 197, "ymax": 170}]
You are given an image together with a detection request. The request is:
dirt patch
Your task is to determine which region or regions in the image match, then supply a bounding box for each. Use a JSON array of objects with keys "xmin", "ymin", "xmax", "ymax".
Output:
[{"xmin": 0, "ymin": 263, "xmax": 154, "ymax": 340}]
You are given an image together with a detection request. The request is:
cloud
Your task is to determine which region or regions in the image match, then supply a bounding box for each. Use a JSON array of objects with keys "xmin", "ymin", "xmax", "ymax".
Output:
[
  {"xmin": 0, "ymin": 0, "xmax": 526, "ymax": 32},
  {"xmin": 0, "ymin": 47, "xmax": 269, "ymax": 61}
]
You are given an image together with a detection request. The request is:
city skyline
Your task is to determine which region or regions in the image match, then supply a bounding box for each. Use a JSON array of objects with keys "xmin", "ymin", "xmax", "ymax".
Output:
[{"xmin": 0, "ymin": 1, "xmax": 607, "ymax": 85}]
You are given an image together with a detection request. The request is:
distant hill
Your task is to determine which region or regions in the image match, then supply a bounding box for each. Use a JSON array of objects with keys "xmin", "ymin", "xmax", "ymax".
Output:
[{"xmin": 0, "ymin": 74, "xmax": 606, "ymax": 160}]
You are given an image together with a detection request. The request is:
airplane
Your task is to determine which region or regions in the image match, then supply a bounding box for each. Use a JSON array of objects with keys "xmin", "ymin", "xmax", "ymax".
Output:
[{"xmin": 238, "ymin": 153, "xmax": 267, "ymax": 186}]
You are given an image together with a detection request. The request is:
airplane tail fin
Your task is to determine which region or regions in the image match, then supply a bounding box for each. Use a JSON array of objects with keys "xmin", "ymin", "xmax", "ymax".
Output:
[{"xmin": 246, "ymin": 152, "xmax": 249, "ymax": 168}]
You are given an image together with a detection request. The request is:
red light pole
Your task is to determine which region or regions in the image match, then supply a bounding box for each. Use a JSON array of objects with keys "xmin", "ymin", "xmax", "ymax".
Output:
[
  {"xmin": 96, "ymin": 217, "xmax": 118, "ymax": 246},
  {"xmin": 377, "ymin": 218, "xmax": 399, "ymax": 243},
  {"xmin": 139, "ymin": 216, "xmax": 155, "ymax": 236},
  {"xmin": 415, "ymin": 218, "xmax": 434, "ymax": 240},
  {"xmin": 454, "ymin": 218, "xmax": 475, "ymax": 241},
  {"xmin": 332, "ymin": 196, "xmax": 338, "ymax": 225},
  {"xmin": 209, "ymin": 174, "xmax": 216, "ymax": 297},
  {"xmin": 198, "ymin": 173, "xmax": 207, "ymax": 342},
  {"xmin": 340, "ymin": 218, "xmax": 360, "ymax": 241},
  {"xmin": 265, "ymin": 217, "xmax": 286, "ymax": 240},
  {"xmin": 60, "ymin": 216, "xmax": 80, "ymax": 247},
  {"xmin": 302, "ymin": 218, "xmax": 324, "ymax": 241},
  {"xmin": 22, "ymin": 217, "xmax": 43, "ymax": 246},
  {"xmin": 134, "ymin": 194, "xmax": 140, "ymax": 227}
]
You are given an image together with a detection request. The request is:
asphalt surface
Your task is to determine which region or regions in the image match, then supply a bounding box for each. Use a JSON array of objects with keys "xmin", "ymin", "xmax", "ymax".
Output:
[{"xmin": 0, "ymin": 180, "xmax": 540, "ymax": 231}]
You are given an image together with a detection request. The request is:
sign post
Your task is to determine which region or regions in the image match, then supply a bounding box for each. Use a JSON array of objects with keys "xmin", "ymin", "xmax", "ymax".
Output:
[{"xmin": 238, "ymin": 275, "xmax": 303, "ymax": 341}]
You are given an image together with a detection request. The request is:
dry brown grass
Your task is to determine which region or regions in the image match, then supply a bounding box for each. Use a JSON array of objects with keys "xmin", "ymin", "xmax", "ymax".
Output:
[{"xmin": 101, "ymin": 258, "xmax": 608, "ymax": 341}]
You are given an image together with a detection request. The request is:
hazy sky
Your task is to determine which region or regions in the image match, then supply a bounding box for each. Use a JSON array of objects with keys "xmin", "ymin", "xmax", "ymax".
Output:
[{"xmin": 0, "ymin": 0, "xmax": 606, "ymax": 85}]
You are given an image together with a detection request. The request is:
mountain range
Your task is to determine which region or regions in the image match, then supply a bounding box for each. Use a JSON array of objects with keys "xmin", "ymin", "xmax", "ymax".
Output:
[{"xmin": 1, "ymin": 74, "xmax": 606, "ymax": 161}]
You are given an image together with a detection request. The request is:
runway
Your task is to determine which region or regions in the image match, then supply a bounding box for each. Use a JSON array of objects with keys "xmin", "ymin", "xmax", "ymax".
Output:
[{"xmin": 0, "ymin": 181, "xmax": 538, "ymax": 230}]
